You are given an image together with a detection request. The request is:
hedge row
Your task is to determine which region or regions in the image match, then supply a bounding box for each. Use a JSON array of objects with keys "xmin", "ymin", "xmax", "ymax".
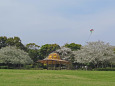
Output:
[
  {"xmin": 0, "ymin": 66, "xmax": 8, "ymax": 69},
  {"xmin": 96, "ymin": 68, "xmax": 115, "ymax": 71}
]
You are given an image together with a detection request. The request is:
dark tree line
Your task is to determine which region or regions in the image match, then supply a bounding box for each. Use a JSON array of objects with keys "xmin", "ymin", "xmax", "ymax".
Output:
[{"xmin": 0, "ymin": 36, "xmax": 26, "ymax": 50}]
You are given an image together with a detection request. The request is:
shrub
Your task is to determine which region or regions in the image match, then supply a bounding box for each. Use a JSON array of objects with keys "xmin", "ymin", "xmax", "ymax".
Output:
[
  {"xmin": 0, "ymin": 66, "xmax": 8, "ymax": 69},
  {"xmin": 96, "ymin": 68, "xmax": 115, "ymax": 71}
]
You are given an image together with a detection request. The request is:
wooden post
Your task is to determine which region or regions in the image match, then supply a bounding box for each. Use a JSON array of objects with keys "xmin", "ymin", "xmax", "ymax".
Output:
[
  {"xmin": 55, "ymin": 61, "xmax": 56, "ymax": 70},
  {"xmin": 59, "ymin": 61, "xmax": 61, "ymax": 70},
  {"xmin": 52, "ymin": 60, "xmax": 53, "ymax": 70},
  {"xmin": 47, "ymin": 60, "xmax": 48, "ymax": 70}
]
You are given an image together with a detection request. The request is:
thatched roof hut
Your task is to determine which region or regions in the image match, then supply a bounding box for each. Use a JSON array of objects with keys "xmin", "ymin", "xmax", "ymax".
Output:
[{"xmin": 37, "ymin": 53, "xmax": 70, "ymax": 70}]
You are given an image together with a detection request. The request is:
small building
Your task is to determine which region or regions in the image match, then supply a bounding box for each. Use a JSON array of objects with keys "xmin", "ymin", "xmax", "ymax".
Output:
[{"xmin": 38, "ymin": 53, "xmax": 70, "ymax": 70}]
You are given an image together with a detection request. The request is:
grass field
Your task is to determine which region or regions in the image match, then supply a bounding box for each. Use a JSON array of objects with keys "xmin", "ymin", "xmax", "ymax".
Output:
[{"xmin": 0, "ymin": 69, "xmax": 115, "ymax": 86}]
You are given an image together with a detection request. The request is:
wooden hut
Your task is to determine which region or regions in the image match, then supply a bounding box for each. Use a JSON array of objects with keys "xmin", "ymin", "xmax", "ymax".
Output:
[{"xmin": 38, "ymin": 53, "xmax": 70, "ymax": 70}]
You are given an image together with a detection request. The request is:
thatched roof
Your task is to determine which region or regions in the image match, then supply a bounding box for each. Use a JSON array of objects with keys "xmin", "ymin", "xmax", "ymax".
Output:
[{"xmin": 38, "ymin": 53, "xmax": 70, "ymax": 64}]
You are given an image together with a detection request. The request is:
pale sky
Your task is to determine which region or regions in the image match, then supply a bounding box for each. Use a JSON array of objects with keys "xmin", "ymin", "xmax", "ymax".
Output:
[{"xmin": 0, "ymin": 0, "xmax": 115, "ymax": 46}]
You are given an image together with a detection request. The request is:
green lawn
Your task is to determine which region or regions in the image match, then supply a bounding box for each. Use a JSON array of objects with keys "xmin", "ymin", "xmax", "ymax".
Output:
[{"xmin": 0, "ymin": 69, "xmax": 115, "ymax": 86}]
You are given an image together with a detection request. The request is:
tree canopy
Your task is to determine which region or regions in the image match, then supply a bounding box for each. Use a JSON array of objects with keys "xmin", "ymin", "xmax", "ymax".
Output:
[
  {"xmin": 26, "ymin": 43, "xmax": 40, "ymax": 62},
  {"xmin": 55, "ymin": 47, "xmax": 74, "ymax": 62},
  {"xmin": 0, "ymin": 36, "xmax": 7, "ymax": 49},
  {"xmin": 0, "ymin": 36, "xmax": 26, "ymax": 50},
  {"xmin": 0, "ymin": 46, "xmax": 33, "ymax": 65},
  {"xmin": 39, "ymin": 44, "xmax": 60, "ymax": 59},
  {"xmin": 64, "ymin": 43, "xmax": 81, "ymax": 51},
  {"xmin": 73, "ymin": 41, "xmax": 115, "ymax": 67}
]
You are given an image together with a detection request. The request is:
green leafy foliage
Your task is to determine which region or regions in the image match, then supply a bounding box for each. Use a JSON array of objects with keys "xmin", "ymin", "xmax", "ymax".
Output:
[
  {"xmin": 0, "ymin": 36, "xmax": 26, "ymax": 50},
  {"xmin": 26, "ymin": 43, "xmax": 40, "ymax": 50},
  {"xmin": 6, "ymin": 37, "xmax": 26, "ymax": 50},
  {"xmin": 64, "ymin": 43, "xmax": 81, "ymax": 51},
  {"xmin": 26, "ymin": 43, "xmax": 40, "ymax": 62},
  {"xmin": 0, "ymin": 36, "xmax": 7, "ymax": 49},
  {"xmin": 39, "ymin": 44, "xmax": 60, "ymax": 59}
]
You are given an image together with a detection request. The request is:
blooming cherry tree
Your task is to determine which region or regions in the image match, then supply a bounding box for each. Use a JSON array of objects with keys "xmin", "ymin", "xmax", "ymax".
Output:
[
  {"xmin": 0, "ymin": 46, "xmax": 33, "ymax": 65},
  {"xmin": 73, "ymin": 41, "xmax": 115, "ymax": 67}
]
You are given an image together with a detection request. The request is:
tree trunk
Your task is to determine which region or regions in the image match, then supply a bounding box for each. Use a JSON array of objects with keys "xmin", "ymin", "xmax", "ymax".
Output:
[
  {"xmin": 111, "ymin": 63, "xmax": 113, "ymax": 68},
  {"xmin": 102, "ymin": 63, "xmax": 104, "ymax": 68},
  {"xmin": 97, "ymin": 64, "xmax": 98, "ymax": 68}
]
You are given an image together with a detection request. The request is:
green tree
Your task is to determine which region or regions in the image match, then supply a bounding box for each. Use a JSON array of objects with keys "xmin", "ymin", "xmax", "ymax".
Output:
[
  {"xmin": 64, "ymin": 43, "xmax": 82, "ymax": 51},
  {"xmin": 0, "ymin": 36, "xmax": 7, "ymax": 49},
  {"xmin": 39, "ymin": 44, "xmax": 60, "ymax": 59},
  {"xmin": 26, "ymin": 43, "xmax": 40, "ymax": 50},
  {"xmin": 114, "ymin": 48, "xmax": 115, "ymax": 53},
  {"xmin": 26, "ymin": 43, "xmax": 40, "ymax": 62},
  {"xmin": 6, "ymin": 37, "xmax": 26, "ymax": 50}
]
